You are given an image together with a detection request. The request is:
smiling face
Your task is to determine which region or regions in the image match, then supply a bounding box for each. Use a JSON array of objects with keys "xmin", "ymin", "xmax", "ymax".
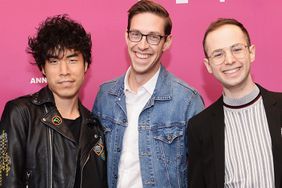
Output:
[
  {"xmin": 204, "ymin": 24, "xmax": 256, "ymax": 96},
  {"xmin": 42, "ymin": 49, "xmax": 88, "ymax": 102},
  {"xmin": 125, "ymin": 12, "xmax": 172, "ymax": 82}
]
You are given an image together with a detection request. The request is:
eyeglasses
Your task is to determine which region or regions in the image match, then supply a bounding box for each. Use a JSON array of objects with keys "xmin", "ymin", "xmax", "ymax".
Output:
[
  {"xmin": 208, "ymin": 43, "xmax": 250, "ymax": 65},
  {"xmin": 127, "ymin": 30, "xmax": 166, "ymax": 45}
]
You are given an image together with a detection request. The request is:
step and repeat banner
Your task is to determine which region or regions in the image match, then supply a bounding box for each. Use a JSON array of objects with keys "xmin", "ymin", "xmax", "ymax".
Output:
[{"xmin": 0, "ymin": 0, "xmax": 281, "ymax": 115}]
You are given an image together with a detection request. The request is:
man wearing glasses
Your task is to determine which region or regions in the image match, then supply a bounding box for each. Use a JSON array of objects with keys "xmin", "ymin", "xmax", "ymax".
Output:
[
  {"xmin": 188, "ymin": 18, "xmax": 282, "ymax": 188},
  {"xmin": 93, "ymin": 0, "xmax": 204, "ymax": 187}
]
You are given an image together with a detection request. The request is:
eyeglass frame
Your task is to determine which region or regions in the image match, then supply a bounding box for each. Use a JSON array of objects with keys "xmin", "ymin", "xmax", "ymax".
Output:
[
  {"xmin": 207, "ymin": 43, "xmax": 251, "ymax": 65},
  {"xmin": 127, "ymin": 30, "xmax": 167, "ymax": 45}
]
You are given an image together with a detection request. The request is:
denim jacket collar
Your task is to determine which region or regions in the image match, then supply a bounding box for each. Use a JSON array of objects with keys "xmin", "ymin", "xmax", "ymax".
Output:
[{"xmin": 108, "ymin": 65, "xmax": 172, "ymax": 101}]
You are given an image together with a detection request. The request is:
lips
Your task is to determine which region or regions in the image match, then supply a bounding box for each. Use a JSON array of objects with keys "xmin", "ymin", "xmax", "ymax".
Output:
[
  {"xmin": 58, "ymin": 80, "xmax": 74, "ymax": 83},
  {"xmin": 58, "ymin": 80, "xmax": 75, "ymax": 86},
  {"xmin": 135, "ymin": 52, "xmax": 150, "ymax": 59},
  {"xmin": 223, "ymin": 67, "xmax": 241, "ymax": 74}
]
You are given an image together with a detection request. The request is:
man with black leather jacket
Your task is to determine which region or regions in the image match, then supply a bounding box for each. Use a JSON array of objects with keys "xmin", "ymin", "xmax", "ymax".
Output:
[{"xmin": 0, "ymin": 15, "xmax": 107, "ymax": 188}]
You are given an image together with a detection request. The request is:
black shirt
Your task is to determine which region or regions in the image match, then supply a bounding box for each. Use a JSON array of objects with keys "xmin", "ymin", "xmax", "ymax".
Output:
[{"xmin": 63, "ymin": 117, "xmax": 81, "ymax": 188}]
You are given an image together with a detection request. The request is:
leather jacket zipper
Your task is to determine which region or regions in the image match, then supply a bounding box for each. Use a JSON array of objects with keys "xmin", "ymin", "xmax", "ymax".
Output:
[
  {"xmin": 48, "ymin": 128, "xmax": 53, "ymax": 188},
  {"xmin": 25, "ymin": 170, "xmax": 31, "ymax": 187},
  {"xmin": 79, "ymin": 146, "xmax": 93, "ymax": 188},
  {"xmin": 44, "ymin": 105, "xmax": 53, "ymax": 188}
]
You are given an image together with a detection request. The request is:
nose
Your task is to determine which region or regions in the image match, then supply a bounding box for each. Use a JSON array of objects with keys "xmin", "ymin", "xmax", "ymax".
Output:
[
  {"xmin": 59, "ymin": 60, "xmax": 69, "ymax": 75},
  {"xmin": 224, "ymin": 50, "xmax": 236, "ymax": 65},
  {"xmin": 137, "ymin": 35, "xmax": 149, "ymax": 50}
]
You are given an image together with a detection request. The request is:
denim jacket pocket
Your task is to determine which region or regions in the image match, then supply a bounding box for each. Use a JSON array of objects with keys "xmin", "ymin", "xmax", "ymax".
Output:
[
  {"xmin": 152, "ymin": 124, "xmax": 184, "ymax": 144},
  {"xmin": 151, "ymin": 123, "xmax": 186, "ymax": 163},
  {"xmin": 151, "ymin": 123, "xmax": 186, "ymax": 185}
]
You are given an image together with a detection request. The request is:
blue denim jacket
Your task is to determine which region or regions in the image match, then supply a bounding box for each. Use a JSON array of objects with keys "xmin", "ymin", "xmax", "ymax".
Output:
[{"xmin": 93, "ymin": 66, "xmax": 204, "ymax": 188}]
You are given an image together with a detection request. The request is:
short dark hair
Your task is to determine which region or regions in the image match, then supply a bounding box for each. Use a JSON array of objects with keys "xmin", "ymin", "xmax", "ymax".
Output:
[
  {"xmin": 27, "ymin": 14, "xmax": 92, "ymax": 70},
  {"xmin": 127, "ymin": 0, "xmax": 172, "ymax": 35},
  {"xmin": 203, "ymin": 18, "xmax": 251, "ymax": 57}
]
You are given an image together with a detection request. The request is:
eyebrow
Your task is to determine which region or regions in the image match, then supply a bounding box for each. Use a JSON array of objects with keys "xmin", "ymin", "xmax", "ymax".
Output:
[
  {"xmin": 66, "ymin": 53, "xmax": 79, "ymax": 58},
  {"xmin": 47, "ymin": 52, "xmax": 79, "ymax": 59},
  {"xmin": 47, "ymin": 55, "xmax": 59, "ymax": 59},
  {"xmin": 130, "ymin": 29, "xmax": 162, "ymax": 35}
]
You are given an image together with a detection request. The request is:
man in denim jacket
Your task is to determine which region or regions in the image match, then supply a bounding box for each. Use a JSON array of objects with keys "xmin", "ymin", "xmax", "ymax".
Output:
[{"xmin": 93, "ymin": 0, "xmax": 204, "ymax": 187}]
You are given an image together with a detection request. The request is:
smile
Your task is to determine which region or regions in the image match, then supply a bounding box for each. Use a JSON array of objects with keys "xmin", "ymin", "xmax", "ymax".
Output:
[
  {"xmin": 58, "ymin": 80, "xmax": 74, "ymax": 85},
  {"xmin": 135, "ymin": 52, "xmax": 150, "ymax": 59},
  {"xmin": 223, "ymin": 67, "xmax": 241, "ymax": 74}
]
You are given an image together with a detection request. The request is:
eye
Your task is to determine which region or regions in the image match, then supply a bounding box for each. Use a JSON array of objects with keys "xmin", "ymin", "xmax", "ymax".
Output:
[
  {"xmin": 211, "ymin": 50, "xmax": 224, "ymax": 59},
  {"xmin": 130, "ymin": 31, "xmax": 141, "ymax": 38},
  {"xmin": 69, "ymin": 58, "xmax": 78, "ymax": 64},
  {"xmin": 232, "ymin": 46, "xmax": 244, "ymax": 53},
  {"xmin": 48, "ymin": 58, "xmax": 59, "ymax": 64},
  {"xmin": 148, "ymin": 34, "xmax": 160, "ymax": 41}
]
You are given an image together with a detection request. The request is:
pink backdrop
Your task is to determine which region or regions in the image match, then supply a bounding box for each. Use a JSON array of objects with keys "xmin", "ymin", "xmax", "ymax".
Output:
[{"xmin": 1, "ymin": 0, "xmax": 281, "ymax": 116}]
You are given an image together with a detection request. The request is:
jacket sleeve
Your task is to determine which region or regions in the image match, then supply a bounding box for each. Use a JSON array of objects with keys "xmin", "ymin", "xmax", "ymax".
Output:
[
  {"xmin": 186, "ymin": 91, "xmax": 205, "ymax": 120},
  {"xmin": 0, "ymin": 100, "xmax": 28, "ymax": 188},
  {"xmin": 188, "ymin": 118, "xmax": 205, "ymax": 188},
  {"xmin": 92, "ymin": 87, "xmax": 103, "ymax": 120}
]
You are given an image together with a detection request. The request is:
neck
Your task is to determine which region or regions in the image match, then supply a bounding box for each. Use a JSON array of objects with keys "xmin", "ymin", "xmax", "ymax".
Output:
[
  {"xmin": 223, "ymin": 77, "xmax": 256, "ymax": 99},
  {"xmin": 128, "ymin": 65, "xmax": 160, "ymax": 92},
  {"xmin": 53, "ymin": 95, "xmax": 80, "ymax": 119}
]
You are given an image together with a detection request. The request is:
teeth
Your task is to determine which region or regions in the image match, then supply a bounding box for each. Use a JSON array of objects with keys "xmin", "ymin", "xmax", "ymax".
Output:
[
  {"xmin": 224, "ymin": 68, "xmax": 239, "ymax": 74},
  {"xmin": 136, "ymin": 52, "xmax": 150, "ymax": 59}
]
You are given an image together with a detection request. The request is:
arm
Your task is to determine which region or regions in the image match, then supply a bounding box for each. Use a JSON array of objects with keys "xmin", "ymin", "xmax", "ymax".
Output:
[
  {"xmin": 186, "ymin": 92, "xmax": 204, "ymax": 120},
  {"xmin": 0, "ymin": 100, "xmax": 28, "ymax": 188},
  {"xmin": 183, "ymin": 91, "xmax": 204, "ymax": 187},
  {"xmin": 188, "ymin": 118, "xmax": 205, "ymax": 188}
]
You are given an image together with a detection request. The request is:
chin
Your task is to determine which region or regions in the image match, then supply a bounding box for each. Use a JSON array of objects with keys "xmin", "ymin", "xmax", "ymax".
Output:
[{"xmin": 57, "ymin": 91, "xmax": 78, "ymax": 99}]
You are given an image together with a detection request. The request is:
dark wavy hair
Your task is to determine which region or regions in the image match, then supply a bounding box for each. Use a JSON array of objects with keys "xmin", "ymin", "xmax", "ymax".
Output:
[
  {"xmin": 27, "ymin": 14, "xmax": 92, "ymax": 70},
  {"xmin": 127, "ymin": 0, "xmax": 172, "ymax": 35}
]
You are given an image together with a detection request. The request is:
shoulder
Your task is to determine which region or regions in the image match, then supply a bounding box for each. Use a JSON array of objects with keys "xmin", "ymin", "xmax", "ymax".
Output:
[
  {"xmin": 167, "ymin": 72, "xmax": 203, "ymax": 100},
  {"xmin": 258, "ymin": 84, "xmax": 282, "ymax": 105},
  {"xmin": 79, "ymin": 103, "xmax": 105, "ymax": 131},
  {"xmin": 263, "ymin": 90, "xmax": 282, "ymax": 109},
  {"xmin": 189, "ymin": 97, "xmax": 223, "ymax": 125},
  {"xmin": 2, "ymin": 94, "xmax": 34, "ymax": 115},
  {"xmin": 265, "ymin": 90, "xmax": 282, "ymax": 101},
  {"xmin": 79, "ymin": 103, "xmax": 92, "ymax": 117},
  {"xmin": 98, "ymin": 75, "xmax": 124, "ymax": 92},
  {"xmin": 1, "ymin": 94, "xmax": 36, "ymax": 131}
]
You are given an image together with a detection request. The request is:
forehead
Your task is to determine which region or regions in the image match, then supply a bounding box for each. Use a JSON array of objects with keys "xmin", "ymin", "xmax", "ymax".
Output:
[
  {"xmin": 48, "ymin": 48, "xmax": 82, "ymax": 58},
  {"xmin": 130, "ymin": 12, "xmax": 166, "ymax": 34},
  {"xmin": 205, "ymin": 24, "xmax": 247, "ymax": 50}
]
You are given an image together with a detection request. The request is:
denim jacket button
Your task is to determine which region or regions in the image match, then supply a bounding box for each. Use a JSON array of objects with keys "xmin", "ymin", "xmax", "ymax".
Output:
[
  {"xmin": 117, "ymin": 148, "xmax": 121, "ymax": 152},
  {"xmin": 167, "ymin": 134, "xmax": 172, "ymax": 141}
]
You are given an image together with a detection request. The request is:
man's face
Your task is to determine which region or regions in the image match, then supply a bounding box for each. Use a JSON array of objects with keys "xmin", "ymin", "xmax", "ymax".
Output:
[
  {"xmin": 126, "ymin": 12, "xmax": 171, "ymax": 79},
  {"xmin": 42, "ymin": 49, "xmax": 87, "ymax": 101},
  {"xmin": 204, "ymin": 24, "xmax": 255, "ymax": 91}
]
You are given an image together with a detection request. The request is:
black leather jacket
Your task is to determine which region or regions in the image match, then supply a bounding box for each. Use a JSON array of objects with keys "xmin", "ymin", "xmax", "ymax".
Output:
[{"xmin": 0, "ymin": 87, "xmax": 107, "ymax": 188}]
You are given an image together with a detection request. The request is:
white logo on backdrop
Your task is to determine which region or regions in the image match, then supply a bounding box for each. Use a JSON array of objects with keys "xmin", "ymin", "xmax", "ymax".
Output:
[
  {"xmin": 176, "ymin": 0, "xmax": 225, "ymax": 4},
  {"xmin": 30, "ymin": 77, "xmax": 47, "ymax": 84}
]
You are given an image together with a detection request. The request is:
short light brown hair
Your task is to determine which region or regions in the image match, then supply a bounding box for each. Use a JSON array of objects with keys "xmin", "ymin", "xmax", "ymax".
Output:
[
  {"xmin": 127, "ymin": 0, "xmax": 172, "ymax": 35},
  {"xmin": 203, "ymin": 18, "xmax": 251, "ymax": 57}
]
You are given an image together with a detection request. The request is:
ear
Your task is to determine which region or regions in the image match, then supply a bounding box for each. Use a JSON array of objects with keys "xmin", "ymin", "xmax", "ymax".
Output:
[
  {"xmin": 84, "ymin": 62, "xmax": 89, "ymax": 72},
  {"xmin": 42, "ymin": 67, "xmax": 46, "ymax": 76},
  {"xmin": 125, "ymin": 31, "xmax": 129, "ymax": 45},
  {"xmin": 249, "ymin": 44, "xmax": 256, "ymax": 63},
  {"xmin": 162, "ymin": 35, "xmax": 172, "ymax": 52},
  {"xmin": 204, "ymin": 58, "xmax": 213, "ymax": 74}
]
